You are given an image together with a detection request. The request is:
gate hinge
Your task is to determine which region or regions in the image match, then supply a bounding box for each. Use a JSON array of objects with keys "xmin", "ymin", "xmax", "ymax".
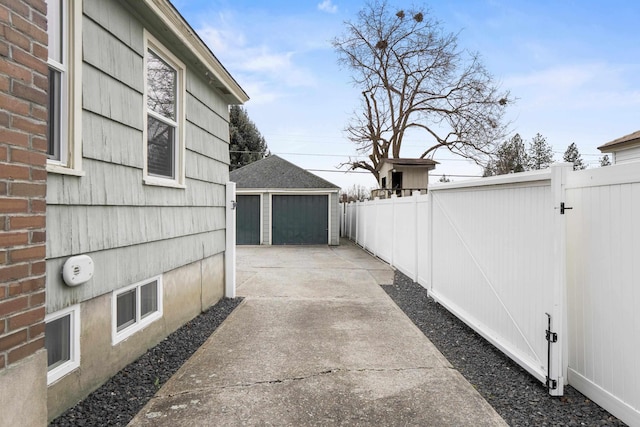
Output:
[
  {"xmin": 545, "ymin": 313, "xmax": 559, "ymax": 392},
  {"xmin": 559, "ymin": 202, "xmax": 573, "ymax": 214}
]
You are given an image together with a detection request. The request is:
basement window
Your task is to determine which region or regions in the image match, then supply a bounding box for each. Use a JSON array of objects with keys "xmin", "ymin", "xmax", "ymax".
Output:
[
  {"xmin": 112, "ymin": 276, "xmax": 163, "ymax": 344},
  {"xmin": 45, "ymin": 304, "xmax": 80, "ymax": 385}
]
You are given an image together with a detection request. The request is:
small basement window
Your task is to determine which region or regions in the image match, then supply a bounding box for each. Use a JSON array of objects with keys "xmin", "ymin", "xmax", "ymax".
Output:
[
  {"xmin": 45, "ymin": 304, "xmax": 80, "ymax": 385},
  {"xmin": 112, "ymin": 276, "xmax": 163, "ymax": 344}
]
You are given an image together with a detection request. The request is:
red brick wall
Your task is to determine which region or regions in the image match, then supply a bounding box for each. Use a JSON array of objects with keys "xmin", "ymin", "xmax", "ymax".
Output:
[{"xmin": 0, "ymin": 0, "xmax": 48, "ymax": 370}]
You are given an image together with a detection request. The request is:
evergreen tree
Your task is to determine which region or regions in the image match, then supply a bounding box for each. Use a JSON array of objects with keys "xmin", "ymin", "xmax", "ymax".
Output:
[
  {"xmin": 527, "ymin": 133, "xmax": 553, "ymax": 170},
  {"xmin": 484, "ymin": 134, "xmax": 527, "ymax": 176},
  {"xmin": 563, "ymin": 142, "xmax": 586, "ymax": 171},
  {"xmin": 599, "ymin": 154, "xmax": 611, "ymax": 167},
  {"xmin": 229, "ymin": 106, "xmax": 269, "ymax": 170},
  {"xmin": 482, "ymin": 160, "xmax": 497, "ymax": 177}
]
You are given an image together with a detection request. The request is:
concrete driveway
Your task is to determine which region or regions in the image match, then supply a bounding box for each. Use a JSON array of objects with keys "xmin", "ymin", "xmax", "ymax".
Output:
[{"xmin": 128, "ymin": 240, "xmax": 506, "ymax": 426}]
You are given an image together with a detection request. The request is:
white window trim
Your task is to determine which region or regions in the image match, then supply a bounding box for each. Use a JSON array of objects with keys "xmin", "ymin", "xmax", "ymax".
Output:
[
  {"xmin": 142, "ymin": 31, "xmax": 186, "ymax": 188},
  {"xmin": 46, "ymin": 0, "xmax": 83, "ymax": 176},
  {"xmin": 111, "ymin": 276, "xmax": 163, "ymax": 345},
  {"xmin": 45, "ymin": 304, "xmax": 81, "ymax": 385}
]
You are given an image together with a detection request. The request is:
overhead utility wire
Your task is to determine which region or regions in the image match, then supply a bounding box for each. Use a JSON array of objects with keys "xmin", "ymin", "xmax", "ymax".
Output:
[
  {"xmin": 230, "ymin": 150, "xmax": 476, "ymax": 162},
  {"xmin": 306, "ymin": 169, "xmax": 482, "ymax": 178}
]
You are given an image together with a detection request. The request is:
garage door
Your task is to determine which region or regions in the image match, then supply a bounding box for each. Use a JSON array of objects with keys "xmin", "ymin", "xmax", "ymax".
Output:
[
  {"xmin": 236, "ymin": 195, "xmax": 260, "ymax": 245},
  {"xmin": 272, "ymin": 195, "xmax": 328, "ymax": 245}
]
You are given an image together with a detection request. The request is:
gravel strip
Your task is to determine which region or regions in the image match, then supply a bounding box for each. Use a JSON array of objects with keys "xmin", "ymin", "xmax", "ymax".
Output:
[
  {"xmin": 383, "ymin": 270, "xmax": 626, "ymax": 427},
  {"xmin": 49, "ymin": 297, "xmax": 243, "ymax": 427},
  {"xmin": 49, "ymin": 269, "xmax": 626, "ymax": 427}
]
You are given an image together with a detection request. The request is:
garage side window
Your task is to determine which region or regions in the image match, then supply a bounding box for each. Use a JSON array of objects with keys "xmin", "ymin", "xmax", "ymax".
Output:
[{"xmin": 143, "ymin": 32, "xmax": 185, "ymax": 188}]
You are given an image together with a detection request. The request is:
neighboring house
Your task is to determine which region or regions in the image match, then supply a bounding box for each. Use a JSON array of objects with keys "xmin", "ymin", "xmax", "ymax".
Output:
[
  {"xmin": 373, "ymin": 158, "xmax": 438, "ymax": 198},
  {"xmin": 230, "ymin": 155, "xmax": 340, "ymax": 245},
  {"xmin": 597, "ymin": 130, "xmax": 640, "ymax": 164},
  {"xmin": 1, "ymin": 0, "xmax": 248, "ymax": 424}
]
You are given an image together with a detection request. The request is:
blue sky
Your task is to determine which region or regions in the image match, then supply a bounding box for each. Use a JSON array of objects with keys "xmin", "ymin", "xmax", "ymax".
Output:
[{"xmin": 173, "ymin": 0, "xmax": 640, "ymax": 190}]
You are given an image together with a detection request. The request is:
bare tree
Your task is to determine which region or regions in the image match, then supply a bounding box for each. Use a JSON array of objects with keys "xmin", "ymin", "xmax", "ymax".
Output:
[
  {"xmin": 147, "ymin": 53, "xmax": 176, "ymax": 119},
  {"xmin": 146, "ymin": 51, "xmax": 178, "ymax": 177},
  {"xmin": 333, "ymin": 0, "xmax": 512, "ymax": 181},
  {"xmin": 340, "ymin": 184, "xmax": 371, "ymax": 202}
]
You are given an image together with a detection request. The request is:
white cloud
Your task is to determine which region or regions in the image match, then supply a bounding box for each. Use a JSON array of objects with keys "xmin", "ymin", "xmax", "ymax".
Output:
[
  {"xmin": 505, "ymin": 65, "xmax": 594, "ymax": 93},
  {"xmin": 504, "ymin": 63, "xmax": 640, "ymax": 110},
  {"xmin": 239, "ymin": 80, "xmax": 283, "ymax": 106},
  {"xmin": 317, "ymin": 0, "xmax": 338, "ymax": 14},
  {"xmin": 197, "ymin": 26, "xmax": 244, "ymax": 57},
  {"xmin": 197, "ymin": 22, "xmax": 319, "ymax": 107},
  {"xmin": 501, "ymin": 62, "xmax": 640, "ymax": 159},
  {"xmin": 242, "ymin": 49, "xmax": 317, "ymax": 86},
  {"xmin": 242, "ymin": 50, "xmax": 293, "ymax": 73}
]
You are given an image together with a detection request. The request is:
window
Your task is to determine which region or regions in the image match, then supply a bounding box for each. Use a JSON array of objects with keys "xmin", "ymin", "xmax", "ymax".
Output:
[
  {"xmin": 46, "ymin": 0, "xmax": 83, "ymax": 175},
  {"xmin": 45, "ymin": 305, "xmax": 80, "ymax": 385},
  {"xmin": 112, "ymin": 276, "xmax": 163, "ymax": 344},
  {"xmin": 116, "ymin": 289, "xmax": 136, "ymax": 332},
  {"xmin": 143, "ymin": 32, "xmax": 185, "ymax": 187}
]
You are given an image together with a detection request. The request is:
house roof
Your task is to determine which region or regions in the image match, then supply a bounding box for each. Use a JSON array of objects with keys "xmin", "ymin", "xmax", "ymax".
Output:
[
  {"xmin": 230, "ymin": 155, "xmax": 340, "ymax": 189},
  {"xmin": 598, "ymin": 130, "xmax": 640, "ymax": 152},
  {"xmin": 130, "ymin": 0, "xmax": 249, "ymax": 105}
]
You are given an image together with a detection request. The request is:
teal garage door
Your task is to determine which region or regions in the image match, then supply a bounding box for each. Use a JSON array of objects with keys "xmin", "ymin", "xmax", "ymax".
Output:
[
  {"xmin": 236, "ymin": 195, "xmax": 260, "ymax": 245},
  {"xmin": 272, "ymin": 195, "xmax": 328, "ymax": 245}
]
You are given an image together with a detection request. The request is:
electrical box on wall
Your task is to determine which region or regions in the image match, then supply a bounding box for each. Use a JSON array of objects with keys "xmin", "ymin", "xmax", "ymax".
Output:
[{"xmin": 62, "ymin": 255, "xmax": 94, "ymax": 287}]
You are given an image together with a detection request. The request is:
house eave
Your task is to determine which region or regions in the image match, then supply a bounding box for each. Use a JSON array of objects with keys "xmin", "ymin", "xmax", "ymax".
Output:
[
  {"xmin": 137, "ymin": 0, "xmax": 249, "ymax": 105},
  {"xmin": 380, "ymin": 158, "xmax": 439, "ymax": 171},
  {"xmin": 597, "ymin": 130, "xmax": 640, "ymax": 153},
  {"xmin": 236, "ymin": 188, "xmax": 340, "ymax": 193}
]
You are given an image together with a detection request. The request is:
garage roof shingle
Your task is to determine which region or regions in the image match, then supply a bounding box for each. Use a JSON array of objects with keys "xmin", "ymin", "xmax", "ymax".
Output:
[{"xmin": 230, "ymin": 155, "xmax": 339, "ymax": 189}]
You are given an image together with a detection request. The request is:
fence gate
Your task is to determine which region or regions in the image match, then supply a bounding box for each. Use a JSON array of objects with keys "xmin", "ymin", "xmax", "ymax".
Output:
[
  {"xmin": 427, "ymin": 166, "xmax": 569, "ymax": 396},
  {"xmin": 564, "ymin": 162, "xmax": 640, "ymax": 426},
  {"xmin": 342, "ymin": 163, "xmax": 640, "ymax": 424}
]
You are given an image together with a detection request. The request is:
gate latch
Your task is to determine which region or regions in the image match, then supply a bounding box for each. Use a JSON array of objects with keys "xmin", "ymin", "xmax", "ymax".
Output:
[{"xmin": 560, "ymin": 202, "xmax": 572, "ymax": 214}]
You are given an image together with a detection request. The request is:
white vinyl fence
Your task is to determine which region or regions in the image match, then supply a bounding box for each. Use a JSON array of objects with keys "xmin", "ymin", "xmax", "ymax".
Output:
[
  {"xmin": 342, "ymin": 162, "xmax": 640, "ymax": 426},
  {"xmin": 564, "ymin": 162, "xmax": 640, "ymax": 425}
]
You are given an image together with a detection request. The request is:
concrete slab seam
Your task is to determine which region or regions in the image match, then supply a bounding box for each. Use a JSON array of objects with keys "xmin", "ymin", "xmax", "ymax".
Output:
[{"xmin": 157, "ymin": 365, "xmax": 439, "ymax": 399}]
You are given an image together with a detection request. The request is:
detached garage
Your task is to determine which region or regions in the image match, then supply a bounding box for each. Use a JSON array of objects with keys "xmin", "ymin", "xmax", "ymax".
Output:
[{"xmin": 230, "ymin": 155, "xmax": 340, "ymax": 245}]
